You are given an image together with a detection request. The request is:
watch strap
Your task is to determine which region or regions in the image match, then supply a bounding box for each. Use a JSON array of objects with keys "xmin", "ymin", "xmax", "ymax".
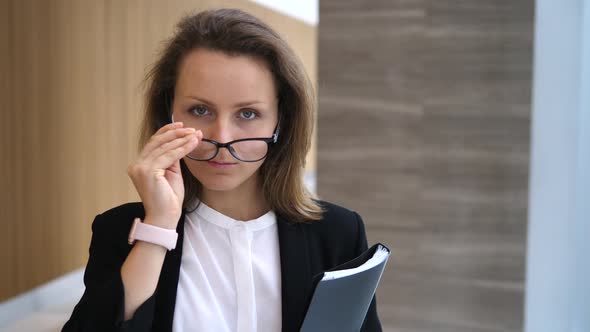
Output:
[{"xmin": 128, "ymin": 217, "xmax": 178, "ymax": 251}]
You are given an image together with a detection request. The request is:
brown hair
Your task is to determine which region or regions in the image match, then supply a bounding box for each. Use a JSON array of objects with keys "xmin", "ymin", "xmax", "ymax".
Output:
[{"xmin": 139, "ymin": 8, "xmax": 324, "ymax": 222}]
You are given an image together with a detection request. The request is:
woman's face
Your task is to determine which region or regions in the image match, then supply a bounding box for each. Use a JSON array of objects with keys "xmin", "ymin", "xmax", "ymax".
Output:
[{"xmin": 171, "ymin": 48, "xmax": 279, "ymax": 193}]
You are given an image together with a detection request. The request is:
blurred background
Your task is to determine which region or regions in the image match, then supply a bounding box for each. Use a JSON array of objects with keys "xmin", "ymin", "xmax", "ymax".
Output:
[{"xmin": 0, "ymin": 1, "xmax": 588, "ymax": 331}]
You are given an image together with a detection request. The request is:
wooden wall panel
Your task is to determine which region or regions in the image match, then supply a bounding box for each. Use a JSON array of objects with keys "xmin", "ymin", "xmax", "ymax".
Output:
[
  {"xmin": 0, "ymin": 0, "xmax": 14, "ymax": 301},
  {"xmin": 0, "ymin": 0, "xmax": 316, "ymax": 301},
  {"xmin": 318, "ymin": 0, "xmax": 532, "ymax": 330}
]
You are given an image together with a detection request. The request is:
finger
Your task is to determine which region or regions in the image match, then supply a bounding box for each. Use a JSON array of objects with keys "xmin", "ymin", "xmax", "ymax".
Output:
[
  {"xmin": 141, "ymin": 127, "xmax": 200, "ymax": 159},
  {"xmin": 140, "ymin": 122, "xmax": 185, "ymax": 158},
  {"xmin": 164, "ymin": 159, "xmax": 182, "ymax": 185},
  {"xmin": 147, "ymin": 131, "xmax": 202, "ymax": 162},
  {"xmin": 167, "ymin": 158, "xmax": 181, "ymax": 175},
  {"xmin": 142, "ymin": 127, "xmax": 195, "ymax": 158},
  {"xmin": 156, "ymin": 121, "xmax": 184, "ymax": 136},
  {"xmin": 151, "ymin": 134, "xmax": 201, "ymax": 170}
]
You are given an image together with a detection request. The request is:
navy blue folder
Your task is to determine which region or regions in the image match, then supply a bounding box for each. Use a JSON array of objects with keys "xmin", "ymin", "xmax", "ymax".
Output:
[{"xmin": 300, "ymin": 243, "xmax": 390, "ymax": 332}]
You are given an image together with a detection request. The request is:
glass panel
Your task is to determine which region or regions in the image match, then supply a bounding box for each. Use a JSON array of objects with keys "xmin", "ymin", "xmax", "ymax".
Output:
[
  {"xmin": 231, "ymin": 140, "xmax": 268, "ymax": 161},
  {"xmin": 187, "ymin": 140, "xmax": 217, "ymax": 160}
]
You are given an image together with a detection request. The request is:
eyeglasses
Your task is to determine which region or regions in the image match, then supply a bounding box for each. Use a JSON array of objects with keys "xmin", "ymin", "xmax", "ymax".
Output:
[
  {"xmin": 187, "ymin": 137, "xmax": 276, "ymax": 162},
  {"xmin": 170, "ymin": 114, "xmax": 280, "ymax": 162}
]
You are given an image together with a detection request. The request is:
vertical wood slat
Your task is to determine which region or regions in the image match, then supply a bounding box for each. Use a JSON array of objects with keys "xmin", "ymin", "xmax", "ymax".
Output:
[
  {"xmin": 0, "ymin": 0, "xmax": 15, "ymax": 300},
  {"xmin": 0, "ymin": 0, "xmax": 317, "ymax": 302}
]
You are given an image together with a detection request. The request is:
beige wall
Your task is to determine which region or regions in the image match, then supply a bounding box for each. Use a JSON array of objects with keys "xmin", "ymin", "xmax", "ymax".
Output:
[{"xmin": 0, "ymin": 0, "xmax": 316, "ymax": 301}]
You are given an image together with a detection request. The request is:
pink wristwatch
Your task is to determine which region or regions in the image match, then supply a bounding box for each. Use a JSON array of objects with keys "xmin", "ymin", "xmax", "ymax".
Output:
[{"xmin": 128, "ymin": 218, "xmax": 178, "ymax": 251}]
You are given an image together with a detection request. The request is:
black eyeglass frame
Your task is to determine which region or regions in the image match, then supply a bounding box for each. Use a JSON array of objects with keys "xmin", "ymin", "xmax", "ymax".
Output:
[
  {"xmin": 192, "ymin": 135, "xmax": 277, "ymax": 162},
  {"xmin": 169, "ymin": 110, "xmax": 281, "ymax": 163}
]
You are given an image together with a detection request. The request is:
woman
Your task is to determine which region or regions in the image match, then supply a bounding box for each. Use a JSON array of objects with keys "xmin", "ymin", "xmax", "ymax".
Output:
[{"xmin": 62, "ymin": 8, "xmax": 381, "ymax": 332}]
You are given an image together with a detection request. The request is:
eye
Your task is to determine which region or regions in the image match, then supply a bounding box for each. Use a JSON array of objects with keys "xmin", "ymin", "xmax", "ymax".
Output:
[
  {"xmin": 190, "ymin": 105, "xmax": 210, "ymax": 117},
  {"xmin": 239, "ymin": 110, "xmax": 258, "ymax": 120}
]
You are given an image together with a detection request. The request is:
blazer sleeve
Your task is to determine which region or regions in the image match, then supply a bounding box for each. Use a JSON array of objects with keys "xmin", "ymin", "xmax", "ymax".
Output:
[
  {"xmin": 353, "ymin": 211, "xmax": 383, "ymax": 332},
  {"xmin": 62, "ymin": 213, "xmax": 157, "ymax": 332}
]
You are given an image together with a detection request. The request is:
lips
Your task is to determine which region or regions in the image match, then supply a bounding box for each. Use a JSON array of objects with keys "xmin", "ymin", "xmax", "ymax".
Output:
[{"xmin": 207, "ymin": 160, "xmax": 238, "ymax": 168}]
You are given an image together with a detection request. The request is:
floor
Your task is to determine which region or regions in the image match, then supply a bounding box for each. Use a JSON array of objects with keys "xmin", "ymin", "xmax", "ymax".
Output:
[{"xmin": 0, "ymin": 269, "xmax": 84, "ymax": 332}]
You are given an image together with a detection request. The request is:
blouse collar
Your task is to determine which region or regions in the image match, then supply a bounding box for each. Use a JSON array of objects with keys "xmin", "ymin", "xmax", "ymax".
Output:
[{"xmin": 191, "ymin": 200, "xmax": 276, "ymax": 232}]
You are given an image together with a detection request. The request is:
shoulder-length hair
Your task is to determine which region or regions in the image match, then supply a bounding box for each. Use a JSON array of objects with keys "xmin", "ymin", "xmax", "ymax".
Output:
[{"xmin": 139, "ymin": 8, "xmax": 324, "ymax": 223}]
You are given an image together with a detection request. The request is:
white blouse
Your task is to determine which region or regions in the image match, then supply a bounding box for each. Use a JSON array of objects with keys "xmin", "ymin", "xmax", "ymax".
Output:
[{"xmin": 172, "ymin": 201, "xmax": 282, "ymax": 332}]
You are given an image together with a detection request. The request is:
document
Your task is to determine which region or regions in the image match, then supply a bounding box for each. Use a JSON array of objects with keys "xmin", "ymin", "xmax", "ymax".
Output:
[{"xmin": 300, "ymin": 243, "xmax": 390, "ymax": 332}]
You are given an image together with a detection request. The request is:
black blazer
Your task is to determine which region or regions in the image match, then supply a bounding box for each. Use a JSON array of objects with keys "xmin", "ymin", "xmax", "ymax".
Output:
[{"xmin": 62, "ymin": 200, "xmax": 382, "ymax": 332}]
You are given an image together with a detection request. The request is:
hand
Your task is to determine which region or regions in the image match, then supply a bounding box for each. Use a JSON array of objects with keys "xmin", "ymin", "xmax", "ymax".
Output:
[{"xmin": 127, "ymin": 122, "xmax": 202, "ymax": 229}]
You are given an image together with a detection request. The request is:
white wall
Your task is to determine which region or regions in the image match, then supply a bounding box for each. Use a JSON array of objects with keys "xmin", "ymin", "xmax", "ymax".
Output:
[
  {"xmin": 525, "ymin": 1, "xmax": 590, "ymax": 331},
  {"xmin": 248, "ymin": 0, "xmax": 317, "ymax": 25}
]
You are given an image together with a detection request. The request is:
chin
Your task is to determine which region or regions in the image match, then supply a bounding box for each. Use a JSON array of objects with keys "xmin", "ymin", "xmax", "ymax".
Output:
[
  {"xmin": 198, "ymin": 177, "xmax": 244, "ymax": 192},
  {"xmin": 191, "ymin": 168, "xmax": 261, "ymax": 193}
]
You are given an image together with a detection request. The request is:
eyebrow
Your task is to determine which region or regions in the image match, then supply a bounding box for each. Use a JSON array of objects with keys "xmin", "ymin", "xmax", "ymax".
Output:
[{"xmin": 184, "ymin": 95, "xmax": 266, "ymax": 108}]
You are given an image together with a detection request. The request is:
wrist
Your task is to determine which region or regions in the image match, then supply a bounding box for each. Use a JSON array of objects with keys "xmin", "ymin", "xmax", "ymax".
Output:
[
  {"xmin": 132, "ymin": 239, "xmax": 169, "ymax": 254},
  {"xmin": 128, "ymin": 217, "xmax": 179, "ymax": 251},
  {"xmin": 143, "ymin": 215, "xmax": 179, "ymax": 230}
]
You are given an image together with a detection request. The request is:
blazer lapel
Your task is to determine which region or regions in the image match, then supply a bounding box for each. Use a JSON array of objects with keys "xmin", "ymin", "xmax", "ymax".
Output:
[
  {"xmin": 151, "ymin": 210, "xmax": 186, "ymax": 331},
  {"xmin": 277, "ymin": 215, "xmax": 311, "ymax": 331}
]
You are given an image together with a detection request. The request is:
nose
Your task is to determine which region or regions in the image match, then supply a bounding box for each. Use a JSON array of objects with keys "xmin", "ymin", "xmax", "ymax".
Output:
[{"xmin": 207, "ymin": 117, "xmax": 233, "ymax": 144}]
